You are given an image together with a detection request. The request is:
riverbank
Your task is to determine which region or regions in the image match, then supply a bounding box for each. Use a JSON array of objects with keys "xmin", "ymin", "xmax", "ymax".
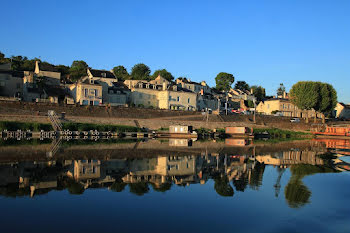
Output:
[{"xmin": 0, "ymin": 101, "xmax": 324, "ymax": 132}]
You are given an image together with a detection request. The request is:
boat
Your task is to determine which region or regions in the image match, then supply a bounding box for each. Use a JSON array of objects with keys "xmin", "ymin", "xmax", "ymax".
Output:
[
  {"xmin": 312, "ymin": 124, "xmax": 350, "ymax": 138},
  {"xmin": 156, "ymin": 125, "xmax": 198, "ymax": 139},
  {"xmin": 225, "ymin": 127, "xmax": 254, "ymax": 138}
]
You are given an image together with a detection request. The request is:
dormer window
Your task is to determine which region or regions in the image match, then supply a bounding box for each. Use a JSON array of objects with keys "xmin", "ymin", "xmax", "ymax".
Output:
[
  {"xmin": 90, "ymin": 79, "xmax": 94, "ymax": 84},
  {"xmin": 101, "ymin": 73, "xmax": 106, "ymax": 78}
]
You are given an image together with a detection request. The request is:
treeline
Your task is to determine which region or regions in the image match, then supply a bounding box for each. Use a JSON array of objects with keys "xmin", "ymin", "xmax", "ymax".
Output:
[
  {"xmin": 0, "ymin": 51, "xmax": 176, "ymax": 82},
  {"xmin": 1, "ymin": 51, "xmax": 268, "ymax": 100}
]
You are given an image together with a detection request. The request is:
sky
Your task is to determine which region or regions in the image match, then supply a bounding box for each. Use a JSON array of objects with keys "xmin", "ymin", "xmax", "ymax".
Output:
[{"xmin": 1, "ymin": 0, "xmax": 349, "ymax": 102}]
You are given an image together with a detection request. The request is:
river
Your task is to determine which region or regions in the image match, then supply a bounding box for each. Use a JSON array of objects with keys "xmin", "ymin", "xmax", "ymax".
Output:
[{"xmin": 0, "ymin": 138, "xmax": 349, "ymax": 233}]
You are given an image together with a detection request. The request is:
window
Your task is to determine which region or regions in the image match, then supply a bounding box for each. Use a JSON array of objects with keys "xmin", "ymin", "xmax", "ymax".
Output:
[
  {"xmin": 188, "ymin": 98, "xmax": 190, "ymax": 103},
  {"xmin": 177, "ymin": 96, "xmax": 180, "ymax": 102},
  {"xmin": 95, "ymin": 89, "xmax": 98, "ymax": 97},
  {"xmin": 84, "ymin": 88, "xmax": 88, "ymax": 97},
  {"xmin": 94, "ymin": 101, "xmax": 100, "ymax": 105},
  {"xmin": 169, "ymin": 95, "xmax": 172, "ymax": 100}
]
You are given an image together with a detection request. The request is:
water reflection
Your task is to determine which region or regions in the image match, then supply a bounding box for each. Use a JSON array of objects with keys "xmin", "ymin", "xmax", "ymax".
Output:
[{"xmin": 0, "ymin": 139, "xmax": 348, "ymax": 210}]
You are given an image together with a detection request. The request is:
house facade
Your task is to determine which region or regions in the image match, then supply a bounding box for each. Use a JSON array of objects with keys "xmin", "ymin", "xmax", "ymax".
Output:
[
  {"xmin": 256, "ymin": 98, "xmax": 320, "ymax": 118},
  {"xmin": 69, "ymin": 77, "xmax": 103, "ymax": 105},
  {"xmin": 107, "ymin": 82, "xmax": 130, "ymax": 106},
  {"xmin": 128, "ymin": 80, "xmax": 197, "ymax": 111},
  {"xmin": 176, "ymin": 78, "xmax": 211, "ymax": 94},
  {"xmin": 0, "ymin": 64, "xmax": 23, "ymax": 98},
  {"xmin": 334, "ymin": 103, "xmax": 350, "ymax": 119}
]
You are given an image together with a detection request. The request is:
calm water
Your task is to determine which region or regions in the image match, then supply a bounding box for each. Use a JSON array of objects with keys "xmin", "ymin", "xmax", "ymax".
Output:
[{"xmin": 0, "ymin": 139, "xmax": 349, "ymax": 233}]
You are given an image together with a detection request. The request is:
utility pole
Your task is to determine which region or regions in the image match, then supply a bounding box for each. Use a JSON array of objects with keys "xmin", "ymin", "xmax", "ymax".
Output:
[
  {"xmin": 253, "ymin": 99, "xmax": 256, "ymax": 123},
  {"xmin": 225, "ymin": 92, "xmax": 228, "ymax": 115}
]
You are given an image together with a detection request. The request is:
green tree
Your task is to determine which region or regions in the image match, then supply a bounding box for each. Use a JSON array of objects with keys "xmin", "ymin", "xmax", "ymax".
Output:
[
  {"xmin": 250, "ymin": 85, "xmax": 266, "ymax": 102},
  {"xmin": 290, "ymin": 81, "xmax": 337, "ymax": 123},
  {"xmin": 69, "ymin": 60, "xmax": 88, "ymax": 81},
  {"xmin": 56, "ymin": 64, "xmax": 70, "ymax": 83},
  {"xmin": 290, "ymin": 81, "xmax": 319, "ymax": 123},
  {"xmin": 21, "ymin": 59, "xmax": 39, "ymax": 71},
  {"xmin": 0, "ymin": 51, "xmax": 10, "ymax": 64},
  {"xmin": 214, "ymin": 175, "xmax": 234, "ymax": 197},
  {"xmin": 151, "ymin": 69, "xmax": 174, "ymax": 81},
  {"xmin": 234, "ymin": 81, "xmax": 249, "ymax": 91},
  {"xmin": 215, "ymin": 72, "xmax": 235, "ymax": 92},
  {"xmin": 131, "ymin": 63, "xmax": 151, "ymax": 80},
  {"xmin": 112, "ymin": 65, "xmax": 130, "ymax": 81},
  {"xmin": 10, "ymin": 55, "xmax": 27, "ymax": 70},
  {"xmin": 277, "ymin": 83, "xmax": 286, "ymax": 96},
  {"xmin": 317, "ymin": 83, "xmax": 337, "ymax": 122}
]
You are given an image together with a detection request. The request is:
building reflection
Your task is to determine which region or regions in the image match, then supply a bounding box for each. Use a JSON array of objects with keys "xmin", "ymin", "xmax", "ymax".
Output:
[{"xmin": 0, "ymin": 145, "xmax": 347, "ymax": 207}]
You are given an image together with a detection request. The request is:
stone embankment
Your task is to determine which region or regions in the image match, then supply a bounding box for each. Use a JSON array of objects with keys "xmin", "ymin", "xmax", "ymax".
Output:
[{"xmin": 0, "ymin": 101, "xmax": 322, "ymax": 131}]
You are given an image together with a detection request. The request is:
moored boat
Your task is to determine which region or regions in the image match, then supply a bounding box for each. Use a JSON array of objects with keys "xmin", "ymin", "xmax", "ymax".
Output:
[{"xmin": 312, "ymin": 124, "xmax": 350, "ymax": 138}]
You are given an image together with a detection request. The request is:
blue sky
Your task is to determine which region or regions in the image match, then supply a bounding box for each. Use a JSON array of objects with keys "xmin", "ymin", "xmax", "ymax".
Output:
[{"xmin": 1, "ymin": 0, "xmax": 349, "ymax": 102}]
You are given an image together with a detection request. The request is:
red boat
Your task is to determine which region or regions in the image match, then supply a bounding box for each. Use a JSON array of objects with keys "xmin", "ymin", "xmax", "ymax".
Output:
[{"xmin": 312, "ymin": 124, "xmax": 350, "ymax": 138}]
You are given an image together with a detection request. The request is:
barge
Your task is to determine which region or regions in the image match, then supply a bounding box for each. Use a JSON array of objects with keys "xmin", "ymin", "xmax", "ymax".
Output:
[{"xmin": 312, "ymin": 124, "xmax": 350, "ymax": 138}]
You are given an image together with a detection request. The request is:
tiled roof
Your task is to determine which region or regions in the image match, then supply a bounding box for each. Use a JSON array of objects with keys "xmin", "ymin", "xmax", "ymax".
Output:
[
  {"xmin": 0, "ymin": 70, "xmax": 24, "ymax": 78},
  {"xmin": 39, "ymin": 62, "xmax": 59, "ymax": 72},
  {"xmin": 89, "ymin": 69, "xmax": 115, "ymax": 79},
  {"xmin": 81, "ymin": 79, "xmax": 101, "ymax": 85}
]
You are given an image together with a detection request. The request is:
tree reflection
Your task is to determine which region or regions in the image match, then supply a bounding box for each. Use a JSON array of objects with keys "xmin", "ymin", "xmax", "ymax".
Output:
[
  {"xmin": 284, "ymin": 177, "xmax": 311, "ymax": 208},
  {"xmin": 66, "ymin": 180, "xmax": 85, "ymax": 195},
  {"xmin": 284, "ymin": 163, "xmax": 338, "ymax": 208},
  {"xmin": 110, "ymin": 182, "xmax": 127, "ymax": 192},
  {"xmin": 233, "ymin": 177, "xmax": 248, "ymax": 192},
  {"xmin": 151, "ymin": 183, "xmax": 172, "ymax": 193},
  {"xmin": 129, "ymin": 182, "xmax": 149, "ymax": 196},
  {"xmin": 249, "ymin": 162, "xmax": 265, "ymax": 190},
  {"xmin": 214, "ymin": 175, "xmax": 234, "ymax": 197}
]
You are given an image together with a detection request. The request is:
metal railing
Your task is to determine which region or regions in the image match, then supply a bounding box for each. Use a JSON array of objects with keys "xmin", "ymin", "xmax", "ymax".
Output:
[{"xmin": 48, "ymin": 110, "xmax": 62, "ymax": 131}]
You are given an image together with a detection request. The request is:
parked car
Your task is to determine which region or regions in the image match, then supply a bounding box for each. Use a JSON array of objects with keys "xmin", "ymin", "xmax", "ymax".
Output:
[
  {"xmin": 290, "ymin": 118, "xmax": 300, "ymax": 123},
  {"xmin": 274, "ymin": 112, "xmax": 283, "ymax": 117}
]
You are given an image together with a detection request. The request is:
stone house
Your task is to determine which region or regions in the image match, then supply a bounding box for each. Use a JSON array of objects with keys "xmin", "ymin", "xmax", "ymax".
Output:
[
  {"xmin": 197, "ymin": 90, "xmax": 218, "ymax": 111},
  {"xmin": 0, "ymin": 64, "xmax": 23, "ymax": 98},
  {"xmin": 176, "ymin": 78, "xmax": 211, "ymax": 94},
  {"xmin": 69, "ymin": 77, "xmax": 103, "ymax": 105},
  {"xmin": 86, "ymin": 68, "xmax": 130, "ymax": 106},
  {"xmin": 256, "ymin": 98, "xmax": 320, "ymax": 118},
  {"xmin": 129, "ymin": 80, "xmax": 197, "ymax": 111},
  {"xmin": 124, "ymin": 75, "xmax": 171, "ymax": 89},
  {"xmin": 334, "ymin": 103, "xmax": 350, "ymax": 119},
  {"xmin": 107, "ymin": 81, "xmax": 130, "ymax": 106}
]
